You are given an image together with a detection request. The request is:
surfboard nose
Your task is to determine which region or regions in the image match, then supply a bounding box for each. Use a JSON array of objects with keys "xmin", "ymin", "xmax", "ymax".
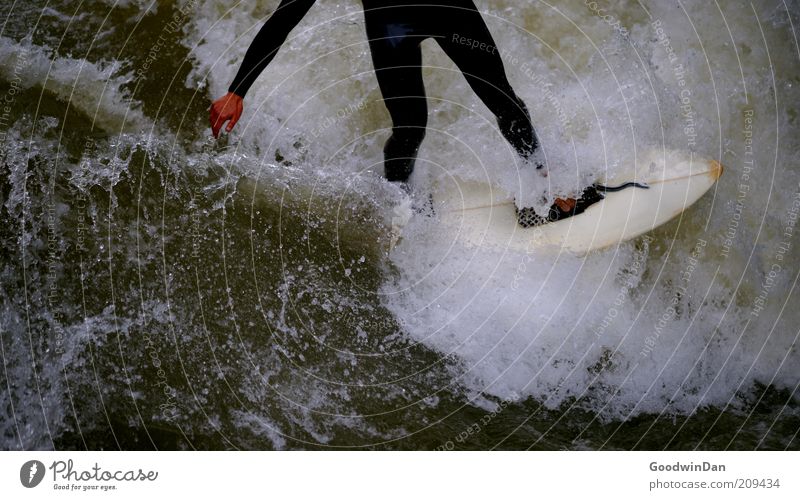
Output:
[{"xmin": 709, "ymin": 160, "xmax": 724, "ymax": 180}]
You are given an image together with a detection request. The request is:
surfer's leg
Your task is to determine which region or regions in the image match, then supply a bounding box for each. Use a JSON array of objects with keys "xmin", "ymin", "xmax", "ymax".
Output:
[
  {"xmin": 366, "ymin": 24, "xmax": 428, "ymax": 183},
  {"xmin": 436, "ymin": 3, "xmax": 541, "ymax": 165}
]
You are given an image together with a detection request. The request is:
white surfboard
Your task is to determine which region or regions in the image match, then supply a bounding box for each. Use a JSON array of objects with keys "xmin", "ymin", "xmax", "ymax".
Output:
[{"xmin": 394, "ymin": 149, "xmax": 723, "ymax": 254}]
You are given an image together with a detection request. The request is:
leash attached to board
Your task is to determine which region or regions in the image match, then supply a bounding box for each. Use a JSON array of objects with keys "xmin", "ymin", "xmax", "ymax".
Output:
[
  {"xmin": 516, "ymin": 181, "xmax": 650, "ymax": 228},
  {"xmin": 593, "ymin": 181, "xmax": 650, "ymax": 192}
]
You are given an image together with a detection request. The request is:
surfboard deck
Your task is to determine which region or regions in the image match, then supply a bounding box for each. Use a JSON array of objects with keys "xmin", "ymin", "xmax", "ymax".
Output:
[{"xmin": 391, "ymin": 149, "xmax": 723, "ymax": 254}]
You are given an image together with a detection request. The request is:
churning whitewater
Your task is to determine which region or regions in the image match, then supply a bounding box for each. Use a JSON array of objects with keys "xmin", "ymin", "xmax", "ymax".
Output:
[{"xmin": 0, "ymin": 0, "xmax": 798, "ymax": 450}]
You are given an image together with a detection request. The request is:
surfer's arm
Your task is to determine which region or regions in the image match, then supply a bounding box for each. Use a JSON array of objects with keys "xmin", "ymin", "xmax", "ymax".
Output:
[
  {"xmin": 228, "ymin": 0, "xmax": 318, "ymax": 98},
  {"xmin": 210, "ymin": 0, "xmax": 316, "ymax": 137}
]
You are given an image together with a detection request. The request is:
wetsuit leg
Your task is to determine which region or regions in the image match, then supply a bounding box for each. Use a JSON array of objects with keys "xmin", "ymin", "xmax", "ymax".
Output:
[
  {"xmin": 434, "ymin": 2, "xmax": 540, "ymax": 163},
  {"xmin": 365, "ymin": 18, "xmax": 428, "ymax": 183}
]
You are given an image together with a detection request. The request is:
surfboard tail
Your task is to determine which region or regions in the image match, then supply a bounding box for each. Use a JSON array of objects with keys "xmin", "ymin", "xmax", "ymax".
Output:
[
  {"xmin": 709, "ymin": 159, "xmax": 724, "ymax": 181},
  {"xmin": 422, "ymin": 149, "xmax": 725, "ymax": 254}
]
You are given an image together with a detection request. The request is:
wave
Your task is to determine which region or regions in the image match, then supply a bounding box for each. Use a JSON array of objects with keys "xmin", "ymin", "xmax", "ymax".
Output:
[{"xmin": 1, "ymin": 0, "xmax": 798, "ymax": 450}]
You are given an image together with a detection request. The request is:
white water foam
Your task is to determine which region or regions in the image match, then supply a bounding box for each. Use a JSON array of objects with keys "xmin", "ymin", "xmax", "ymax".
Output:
[
  {"xmin": 0, "ymin": 36, "xmax": 147, "ymax": 131},
  {"xmin": 181, "ymin": 0, "xmax": 800, "ymax": 419}
]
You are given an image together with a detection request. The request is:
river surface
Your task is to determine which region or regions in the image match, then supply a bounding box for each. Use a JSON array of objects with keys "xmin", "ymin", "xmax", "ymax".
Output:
[{"xmin": 1, "ymin": 0, "xmax": 798, "ymax": 450}]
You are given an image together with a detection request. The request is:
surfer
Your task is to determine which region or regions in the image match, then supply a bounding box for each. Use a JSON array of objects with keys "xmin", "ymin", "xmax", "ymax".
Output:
[{"xmin": 210, "ymin": 0, "xmax": 580, "ymax": 215}]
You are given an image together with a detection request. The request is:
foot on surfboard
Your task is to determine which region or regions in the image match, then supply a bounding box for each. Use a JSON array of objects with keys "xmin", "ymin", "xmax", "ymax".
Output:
[
  {"xmin": 397, "ymin": 181, "xmax": 435, "ymax": 217},
  {"xmin": 412, "ymin": 192, "xmax": 435, "ymax": 217},
  {"xmin": 389, "ymin": 185, "xmax": 434, "ymax": 250}
]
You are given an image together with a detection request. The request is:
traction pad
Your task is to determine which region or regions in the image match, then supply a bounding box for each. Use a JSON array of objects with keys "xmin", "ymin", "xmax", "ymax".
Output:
[
  {"xmin": 515, "ymin": 182, "xmax": 650, "ymax": 228},
  {"xmin": 515, "ymin": 186, "xmax": 605, "ymax": 228}
]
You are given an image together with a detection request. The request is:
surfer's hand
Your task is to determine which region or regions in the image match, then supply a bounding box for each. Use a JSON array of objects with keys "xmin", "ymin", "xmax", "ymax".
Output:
[
  {"xmin": 210, "ymin": 92, "xmax": 243, "ymax": 138},
  {"xmin": 554, "ymin": 197, "xmax": 576, "ymax": 212}
]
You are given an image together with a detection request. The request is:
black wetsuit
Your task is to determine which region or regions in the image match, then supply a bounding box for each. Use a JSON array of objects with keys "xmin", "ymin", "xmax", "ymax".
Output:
[{"xmin": 229, "ymin": 0, "xmax": 539, "ymax": 183}]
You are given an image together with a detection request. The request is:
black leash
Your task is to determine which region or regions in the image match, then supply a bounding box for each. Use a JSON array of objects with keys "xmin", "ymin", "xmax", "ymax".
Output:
[
  {"xmin": 593, "ymin": 181, "xmax": 650, "ymax": 192},
  {"xmin": 516, "ymin": 181, "xmax": 649, "ymax": 228}
]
